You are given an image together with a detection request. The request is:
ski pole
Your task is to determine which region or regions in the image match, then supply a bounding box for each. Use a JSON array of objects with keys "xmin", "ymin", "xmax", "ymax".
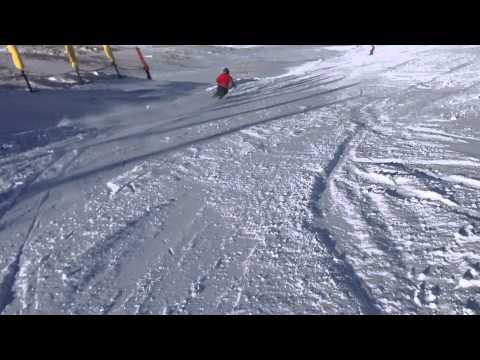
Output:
[{"xmin": 135, "ymin": 47, "xmax": 152, "ymax": 80}]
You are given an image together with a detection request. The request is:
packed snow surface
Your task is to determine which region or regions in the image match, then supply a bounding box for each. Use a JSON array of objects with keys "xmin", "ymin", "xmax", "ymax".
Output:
[{"xmin": 1, "ymin": 45, "xmax": 480, "ymax": 314}]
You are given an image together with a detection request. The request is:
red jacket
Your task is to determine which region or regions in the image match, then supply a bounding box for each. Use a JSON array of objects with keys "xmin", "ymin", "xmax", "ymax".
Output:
[{"xmin": 217, "ymin": 73, "xmax": 234, "ymax": 89}]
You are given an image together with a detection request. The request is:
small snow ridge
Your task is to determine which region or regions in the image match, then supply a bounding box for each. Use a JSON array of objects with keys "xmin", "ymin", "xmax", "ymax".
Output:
[
  {"xmin": 353, "ymin": 167, "xmax": 396, "ymax": 187},
  {"xmin": 57, "ymin": 118, "xmax": 73, "ymax": 127},
  {"xmin": 106, "ymin": 164, "xmax": 147, "ymax": 199},
  {"xmin": 353, "ymin": 166, "xmax": 458, "ymax": 207},
  {"xmin": 17, "ymin": 259, "xmax": 32, "ymax": 311},
  {"xmin": 240, "ymin": 129, "xmax": 267, "ymax": 140},
  {"xmin": 443, "ymin": 175, "xmax": 480, "ymax": 190},
  {"xmin": 406, "ymin": 126, "xmax": 480, "ymax": 143},
  {"xmin": 212, "ymin": 45, "xmax": 262, "ymax": 49},
  {"xmin": 353, "ymin": 157, "xmax": 480, "ymax": 167},
  {"xmin": 286, "ymin": 59, "xmax": 324, "ymax": 77},
  {"xmin": 106, "ymin": 182, "xmax": 121, "ymax": 198},
  {"xmin": 408, "ymin": 133, "xmax": 467, "ymax": 143},
  {"xmin": 457, "ymin": 279, "xmax": 480, "ymax": 289},
  {"xmin": 238, "ymin": 140, "xmax": 256, "ymax": 156},
  {"xmin": 401, "ymin": 186, "xmax": 458, "ymax": 207}
]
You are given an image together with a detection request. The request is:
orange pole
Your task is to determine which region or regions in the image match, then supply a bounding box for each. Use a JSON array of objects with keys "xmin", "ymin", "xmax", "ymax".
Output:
[{"xmin": 135, "ymin": 47, "xmax": 152, "ymax": 80}]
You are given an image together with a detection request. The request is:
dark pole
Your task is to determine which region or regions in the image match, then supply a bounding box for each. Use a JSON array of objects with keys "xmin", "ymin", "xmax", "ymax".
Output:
[
  {"xmin": 76, "ymin": 68, "xmax": 84, "ymax": 84},
  {"xmin": 113, "ymin": 62, "xmax": 122, "ymax": 78},
  {"xmin": 21, "ymin": 70, "xmax": 33, "ymax": 92}
]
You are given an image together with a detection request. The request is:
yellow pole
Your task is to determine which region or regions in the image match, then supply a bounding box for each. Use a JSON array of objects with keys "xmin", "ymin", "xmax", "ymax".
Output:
[
  {"xmin": 65, "ymin": 45, "xmax": 83, "ymax": 83},
  {"xmin": 7, "ymin": 45, "xmax": 25, "ymax": 71},
  {"xmin": 6, "ymin": 45, "xmax": 33, "ymax": 92},
  {"xmin": 103, "ymin": 45, "xmax": 115, "ymax": 64},
  {"xmin": 102, "ymin": 45, "xmax": 121, "ymax": 78}
]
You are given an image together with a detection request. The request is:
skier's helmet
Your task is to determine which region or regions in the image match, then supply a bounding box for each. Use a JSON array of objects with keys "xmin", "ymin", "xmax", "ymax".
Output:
[{"xmin": 223, "ymin": 68, "xmax": 230, "ymax": 74}]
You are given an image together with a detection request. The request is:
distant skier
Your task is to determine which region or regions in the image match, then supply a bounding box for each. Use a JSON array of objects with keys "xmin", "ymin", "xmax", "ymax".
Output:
[
  {"xmin": 370, "ymin": 45, "xmax": 376, "ymax": 56},
  {"xmin": 213, "ymin": 68, "xmax": 236, "ymax": 99}
]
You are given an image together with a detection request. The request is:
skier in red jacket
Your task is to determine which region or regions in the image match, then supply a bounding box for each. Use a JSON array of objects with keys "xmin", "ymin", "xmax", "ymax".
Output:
[{"xmin": 214, "ymin": 68, "xmax": 236, "ymax": 99}]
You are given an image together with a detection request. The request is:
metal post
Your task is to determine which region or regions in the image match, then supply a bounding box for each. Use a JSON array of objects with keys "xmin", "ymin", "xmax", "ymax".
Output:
[
  {"xmin": 113, "ymin": 62, "xmax": 122, "ymax": 78},
  {"xmin": 65, "ymin": 45, "xmax": 83, "ymax": 84},
  {"xmin": 103, "ymin": 45, "xmax": 122, "ymax": 78},
  {"xmin": 7, "ymin": 45, "xmax": 34, "ymax": 92},
  {"xmin": 135, "ymin": 47, "xmax": 152, "ymax": 80},
  {"xmin": 75, "ymin": 68, "xmax": 84, "ymax": 84},
  {"xmin": 21, "ymin": 70, "xmax": 33, "ymax": 92}
]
